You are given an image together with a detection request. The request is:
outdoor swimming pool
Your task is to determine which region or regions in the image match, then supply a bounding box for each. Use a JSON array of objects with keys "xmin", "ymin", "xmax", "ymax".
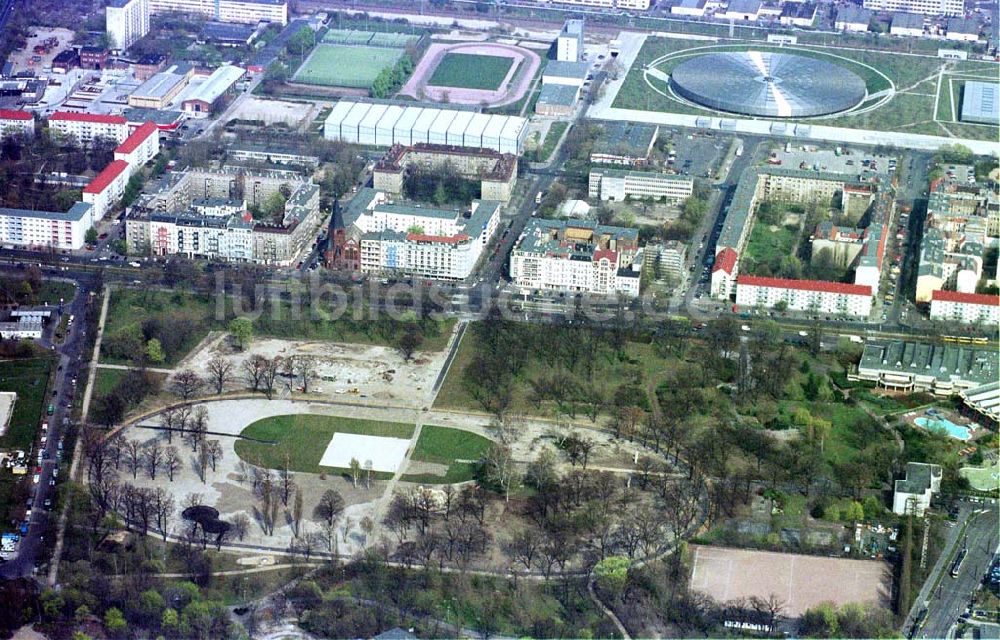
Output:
[{"xmin": 914, "ymin": 416, "xmax": 972, "ymax": 441}]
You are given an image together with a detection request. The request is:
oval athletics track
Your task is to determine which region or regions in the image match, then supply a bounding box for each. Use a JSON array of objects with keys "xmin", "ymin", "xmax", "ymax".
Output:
[{"xmin": 399, "ymin": 41, "xmax": 539, "ymax": 108}]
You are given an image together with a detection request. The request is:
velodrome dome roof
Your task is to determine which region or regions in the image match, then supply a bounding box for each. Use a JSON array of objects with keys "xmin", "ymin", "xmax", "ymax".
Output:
[{"xmin": 669, "ymin": 51, "xmax": 867, "ymax": 118}]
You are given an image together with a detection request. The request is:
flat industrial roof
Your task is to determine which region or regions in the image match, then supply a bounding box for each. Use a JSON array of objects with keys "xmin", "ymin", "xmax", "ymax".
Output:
[
  {"xmin": 133, "ymin": 71, "xmax": 186, "ymax": 100},
  {"xmin": 538, "ymin": 83, "xmax": 579, "ymax": 107},
  {"xmin": 183, "ymin": 65, "xmax": 245, "ymax": 105},
  {"xmin": 961, "ymin": 81, "xmax": 998, "ymax": 124}
]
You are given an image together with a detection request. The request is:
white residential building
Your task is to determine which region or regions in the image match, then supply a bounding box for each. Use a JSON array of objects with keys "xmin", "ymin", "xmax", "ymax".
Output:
[
  {"xmin": 588, "ymin": 168, "xmax": 693, "ymax": 202},
  {"xmin": 338, "ymin": 189, "xmax": 501, "ymax": 281},
  {"xmin": 0, "ymin": 110, "xmax": 35, "ymax": 138},
  {"xmin": 556, "ymin": 20, "xmax": 584, "ymax": 62},
  {"xmin": 0, "ymin": 202, "xmax": 95, "ymax": 251},
  {"xmin": 0, "ymin": 318, "xmax": 43, "ymax": 340},
  {"xmin": 930, "ymin": 290, "xmax": 1000, "ymax": 325},
  {"xmin": 510, "ymin": 219, "xmax": 642, "ymax": 296},
  {"xmin": 48, "ymin": 112, "xmax": 129, "ymax": 145},
  {"xmin": 735, "ymin": 275, "xmax": 873, "ymax": 317},
  {"xmin": 711, "ymin": 247, "xmax": 738, "ymax": 299},
  {"xmin": 893, "ymin": 463, "xmax": 942, "ymax": 517},
  {"xmin": 148, "ymin": 0, "xmax": 288, "ymax": 24},
  {"xmin": 113, "ymin": 121, "xmax": 160, "ymax": 169},
  {"xmin": 106, "ymin": 0, "xmax": 150, "ymax": 51},
  {"xmin": 83, "ymin": 160, "xmax": 130, "ymax": 221},
  {"xmin": 864, "ymin": 0, "xmax": 962, "ymax": 15}
]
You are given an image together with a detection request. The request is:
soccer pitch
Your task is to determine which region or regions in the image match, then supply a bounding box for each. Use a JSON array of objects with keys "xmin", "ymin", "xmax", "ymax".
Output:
[
  {"xmin": 428, "ymin": 53, "xmax": 514, "ymax": 91},
  {"xmin": 292, "ymin": 44, "xmax": 404, "ymax": 88}
]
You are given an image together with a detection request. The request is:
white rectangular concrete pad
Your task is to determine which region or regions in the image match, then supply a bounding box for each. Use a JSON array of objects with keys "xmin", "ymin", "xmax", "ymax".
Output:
[
  {"xmin": 0, "ymin": 392, "xmax": 15, "ymax": 437},
  {"xmin": 318, "ymin": 433, "xmax": 411, "ymax": 473}
]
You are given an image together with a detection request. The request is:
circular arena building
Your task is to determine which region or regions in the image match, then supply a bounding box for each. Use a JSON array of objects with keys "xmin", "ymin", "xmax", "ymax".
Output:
[{"xmin": 669, "ymin": 51, "xmax": 867, "ymax": 118}]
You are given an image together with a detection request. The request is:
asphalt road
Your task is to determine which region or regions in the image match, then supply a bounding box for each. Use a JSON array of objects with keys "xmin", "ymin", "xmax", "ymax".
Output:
[
  {"xmin": 918, "ymin": 504, "xmax": 1000, "ymax": 640},
  {"xmin": 0, "ymin": 272, "xmax": 96, "ymax": 579}
]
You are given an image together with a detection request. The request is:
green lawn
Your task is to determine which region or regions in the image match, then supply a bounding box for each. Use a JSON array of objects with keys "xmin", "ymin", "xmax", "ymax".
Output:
[
  {"xmin": 0, "ymin": 357, "xmax": 54, "ymax": 535},
  {"xmin": 101, "ymin": 289, "xmax": 219, "ymax": 366},
  {"xmin": 742, "ymin": 223, "xmax": 797, "ymax": 276},
  {"xmin": 778, "ymin": 400, "xmax": 888, "ymax": 465},
  {"xmin": 402, "ymin": 425, "xmax": 492, "ymax": 483},
  {"xmin": 92, "ymin": 368, "xmax": 127, "ymax": 399},
  {"xmin": 434, "ymin": 326, "xmax": 670, "ymax": 417},
  {"xmin": 428, "ymin": 53, "xmax": 514, "ymax": 90},
  {"xmin": 234, "ymin": 414, "xmax": 413, "ymax": 477},
  {"xmin": 960, "ymin": 462, "xmax": 1000, "ymax": 492},
  {"xmin": 0, "ymin": 357, "xmax": 54, "ymax": 450},
  {"xmin": 102, "ymin": 288, "xmax": 456, "ymax": 366},
  {"xmin": 536, "ymin": 121, "xmax": 569, "ymax": 162},
  {"xmin": 292, "ymin": 44, "xmax": 404, "ymax": 88}
]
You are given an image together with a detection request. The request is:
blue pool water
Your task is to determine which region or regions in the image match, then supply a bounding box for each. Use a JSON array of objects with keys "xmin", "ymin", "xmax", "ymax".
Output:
[{"xmin": 914, "ymin": 417, "xmax": 972, "ymax": 441}]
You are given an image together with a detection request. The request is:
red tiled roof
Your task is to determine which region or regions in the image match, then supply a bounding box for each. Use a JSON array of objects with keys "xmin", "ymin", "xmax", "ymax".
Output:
[
  {"xmin": 0, "ymin": 109, "xmax": 32, "ymax": 121},
  {"xmin": 712, "ymin": 247, "xmax": 738, "ymax": 274},
  {"xmin": 593, "ymin": 249, "xmax": 617, "ymax": 263},
  {"xmin": 737, "ymin": 275, "xmax": 872, "ymax": 297},
  {"xmin": 406, "ymin": 233, "xmax": 470, "ymax": 244},
  {"xmin": 932, "ymin": 290, "xmax": 1000, "ymax": 306},
  {"xmin": 83, "ymin": 160, "xmax": 129, "ymax": 194},
  {"xmin": 50, "ymin": 111, "xmax": 127, "ymax": 125},
  {"xmin": 115, "ymin": 121, "xmax": 157, "ymax": 155}
]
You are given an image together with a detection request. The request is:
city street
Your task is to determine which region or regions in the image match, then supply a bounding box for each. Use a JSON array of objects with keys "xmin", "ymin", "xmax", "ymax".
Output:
[
  {"xmin": 916, "ymin": 503, "xmax": 999, "ymax": 640},
  {"xmin": 0, "ymin": 271, "xmax": 96, "ymax": 579}
]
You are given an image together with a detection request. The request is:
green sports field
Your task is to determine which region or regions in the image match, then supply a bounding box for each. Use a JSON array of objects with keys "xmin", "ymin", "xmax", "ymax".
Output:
[
  {"xmin": 428, "ymin": 53, "xmax": 514, "ymax": 91},
  {"xmin": 292, "ymin": 44, "xmax": 404, "ymax": 88},
  {"xmin": 235, "ymin": 414, "xmax": 413, "ymax": 478}
]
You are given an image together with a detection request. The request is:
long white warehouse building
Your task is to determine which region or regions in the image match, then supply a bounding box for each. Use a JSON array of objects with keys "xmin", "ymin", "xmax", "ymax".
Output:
[{"xmin": 323, "ymin": 101, "xmax": 528, "ymax": 154}]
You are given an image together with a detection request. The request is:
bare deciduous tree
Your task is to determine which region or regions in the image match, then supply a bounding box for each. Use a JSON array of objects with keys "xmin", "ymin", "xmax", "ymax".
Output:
[
  {"xmin": 243, "ymin": 354, "xmax": 268, "ymax": 392},
  {"xmin": 171, "ymin": 370, "xmax": 203, "ymax": 401},
  {"xmin": 231, "ymin": 512, "xmax": 251, "ymax": 541},
  {"xmin": 313, "ymin": 489, "xmax": 345, "ymax": 528},
  {"xmin": 165, "ymin": 445, "xmax": 181, "ymax": 481},
  {"xmin": 144, "ymin": 440, "xmax": 163, "ymax": 480},
  {"xmin": 293, "ymin": 356, "xmax": 317, "ymax": 393},
  {"xmin": 125, "ymin": 440, "xmax": 142, "ymax": 479},
  {"xmin": 206, "ymin": 356, "xmax": 233, "ymax": 394}
]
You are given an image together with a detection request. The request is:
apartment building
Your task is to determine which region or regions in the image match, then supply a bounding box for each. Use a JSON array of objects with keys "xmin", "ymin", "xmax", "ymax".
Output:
[
  {"xmin": 645, "ymin": 240, "xmax": 687, "ymax": 281},
  {"xmin": 106, "ymin": 0, "xmax": 150, "ymax": 51},
  {"xmin": 372, "ymin": 143, "xmax": 518, "ymax": 203},
  {"xmin": 127, "ymin": 169, "xmax": 324, "ymax": 266},
  {"xmin": 0, "ymin": 110, "xmax": 34, "ymax": 138},
  {"xmin": 148, "ymin": 0, "xmax": 288, "ymax": 25},
  {"xmin": 0, "ymin": 202, "xmax": 95, "ymax": 251},
  {"xmin": 557, "ymin": 20, "xmax": 584, "ymax": 62},
  {"xmin": 83, "ymin": 160, "xmax": 131, "ymax": 221},
  {"xmin": 330, "ymin": 189, "xmax": 501, "ymax": 280},
  {"xmin": 916, "ymin": 177, "xmax": 994, "ymax": 302},
  {"xmin": 893, "ymin": 463, "xmax": 942, "ymax": 517},
  {"xmin": 48, "ymin": 112, "xmax": 129, "ymax": 145},
  {"xmin": 929, "ymin": 290, "xmax": 1000, "ymax": 325},
  {"xmin": 712, "ymin": 165, "xmax": 892, "ymax": 302},
  {"xmin": 864, "ymin": 0, "xmax": 962, "ymax": 15},
  {"xmin": 735, "ymin": 275, "xmax": 873, "ymax": 317},
  {"xmin": 588, "ymin": 168, "xmax": 693, "ymax": 202},
  {"xmin": 113, "ymin": 120, "xmax": 160, "ymax": 168},
  {"xmin": 510, "ymin": 218, "xmax": 642, "ymax": 296}
]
